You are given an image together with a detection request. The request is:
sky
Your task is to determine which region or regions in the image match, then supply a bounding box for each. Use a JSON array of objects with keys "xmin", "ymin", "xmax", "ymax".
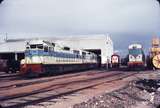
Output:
[{"xmin": 0, "ymin": 0, "xmax": 160, "ymax": 56}]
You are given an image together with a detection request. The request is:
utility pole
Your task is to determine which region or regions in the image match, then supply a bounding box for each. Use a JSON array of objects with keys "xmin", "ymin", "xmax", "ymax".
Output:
[{"xmin": 4, "ymin": 33, "xmax": 8, "ymax": 42}]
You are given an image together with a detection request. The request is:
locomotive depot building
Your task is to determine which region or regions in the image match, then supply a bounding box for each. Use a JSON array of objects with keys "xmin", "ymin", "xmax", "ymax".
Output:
[{"xmin": 0, "ymin": 34, "xmax": 113, "ymax": 67}]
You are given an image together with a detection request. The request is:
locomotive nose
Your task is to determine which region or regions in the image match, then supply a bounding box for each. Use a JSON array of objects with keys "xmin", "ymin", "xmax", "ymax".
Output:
[
  {"xmin": 20, "ymin": 63, "xmax": 43, "ymax": 76},
  {"xmin": 20, "ymin": 59, "xmax": 27, "ymax": 75},
  {"xmin": 20, "ymin": 64, "xmax": 28, "ymax": 75}
]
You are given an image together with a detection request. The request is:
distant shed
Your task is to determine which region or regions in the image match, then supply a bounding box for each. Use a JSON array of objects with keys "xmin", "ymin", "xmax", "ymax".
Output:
[
  {"xmin": 0, "ymin": 34, "xmax": 113, "ymax": 67},
  {"xmin": 0, "ymin": 39, "xmax": 26, "ymax": 60}
]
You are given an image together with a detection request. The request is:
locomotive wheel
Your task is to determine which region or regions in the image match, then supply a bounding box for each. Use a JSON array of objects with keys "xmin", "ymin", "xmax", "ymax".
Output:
[{"xmin": 152, "ymin": 54, "xmax": 160, "ymax": 69}]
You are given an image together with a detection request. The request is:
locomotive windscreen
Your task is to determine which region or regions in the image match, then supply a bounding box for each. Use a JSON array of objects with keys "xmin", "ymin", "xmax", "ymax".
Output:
[{"xmin": 129, "ymin": 49, "xmax": 142, "ymax": 55}]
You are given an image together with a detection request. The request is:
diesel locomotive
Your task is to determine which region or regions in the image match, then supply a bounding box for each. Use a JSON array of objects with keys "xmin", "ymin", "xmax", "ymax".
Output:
[
  {"xmin": 128, "ymin": 44, "xmax": 145, "ymax": 68},
  {"xmin": 111, "ymin": 54, "xmax": 120, "ymax": 68},
  {"xmin": 20, "ymin": 40, "xmax": 98, "ymax": 77}
]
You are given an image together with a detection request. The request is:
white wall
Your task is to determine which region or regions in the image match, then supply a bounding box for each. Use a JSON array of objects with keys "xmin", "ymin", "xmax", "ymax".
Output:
[{"xmin": 56, "ymin": 34, "xmax": 114, "ymax": 64}]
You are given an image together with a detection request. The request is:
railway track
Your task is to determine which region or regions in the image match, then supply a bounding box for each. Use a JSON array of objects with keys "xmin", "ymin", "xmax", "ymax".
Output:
[
  {"xmin": 0, "ymin": 72, "xmax": 19, "ymax": 79},
  {"xmin": 0, "ymin": 72, "xmax": 22, "ymax": 81},
  {"xmin": 0, "ymin": 70, "xmax": 106, "ymax": 89},
  {"xmin": 0, "ymin": 70, "xmax": 138, "ymax": 108}
]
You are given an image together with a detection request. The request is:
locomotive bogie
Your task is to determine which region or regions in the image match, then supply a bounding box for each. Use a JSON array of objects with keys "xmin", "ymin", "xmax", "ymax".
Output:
[{"xmin": 128, "ymin": 62, "xmax": 145, "ymax": 68}]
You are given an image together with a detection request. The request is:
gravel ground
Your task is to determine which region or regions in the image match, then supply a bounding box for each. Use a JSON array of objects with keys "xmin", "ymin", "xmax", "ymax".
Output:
[{"xmin": 73, "ymin": 79, "xmax": 160, "ymax": 108}]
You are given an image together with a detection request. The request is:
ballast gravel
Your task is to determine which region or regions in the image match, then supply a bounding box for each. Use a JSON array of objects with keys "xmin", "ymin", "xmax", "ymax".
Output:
[{"xmin": 73, "ymin": 79, "xmax": 160, "ymax": 108}]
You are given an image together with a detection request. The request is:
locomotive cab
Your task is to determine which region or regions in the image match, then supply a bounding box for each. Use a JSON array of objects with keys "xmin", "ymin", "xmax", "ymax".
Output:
[{"xmin": 20, "ymin": 40, "xmax": 55, "ymax": 76}]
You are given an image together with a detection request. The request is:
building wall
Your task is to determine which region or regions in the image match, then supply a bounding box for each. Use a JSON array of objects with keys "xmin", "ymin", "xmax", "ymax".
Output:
[{"xmin": 56, "ymin": 34, "xmax": 113, "ymax": 64}]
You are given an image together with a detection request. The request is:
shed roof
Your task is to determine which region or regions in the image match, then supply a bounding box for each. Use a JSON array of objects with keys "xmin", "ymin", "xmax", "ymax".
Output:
[{"xmin": 0, "ymin": 40, "xmax": 26, "ymax": 53}]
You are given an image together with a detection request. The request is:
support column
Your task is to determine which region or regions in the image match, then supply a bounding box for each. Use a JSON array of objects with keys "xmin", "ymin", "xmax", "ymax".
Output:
[{"xmin": 15, "ymin": 53, "xmax": 18, "ymax": 61}]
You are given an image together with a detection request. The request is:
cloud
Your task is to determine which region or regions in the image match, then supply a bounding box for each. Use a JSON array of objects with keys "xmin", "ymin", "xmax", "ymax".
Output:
[
  {"xmin": 0, "ymin": 0, "xmax": 159, "ymax": 36},
  {"xmin": 0, "ymin": 0, "xmax": 160, "ymax": 55}
]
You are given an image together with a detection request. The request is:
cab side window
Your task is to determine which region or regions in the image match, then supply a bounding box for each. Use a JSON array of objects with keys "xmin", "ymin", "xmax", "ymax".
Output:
[
  {"xmin": 37, "ymin": 44, "xmax": 43, "ymax": 49},
  {"xmin": 44, "ymin": 46, "xmax": 48, "ymax": 52},
  {"xmin": 30, "ymin": 45, "xmax": 36, "ymax": 49}
]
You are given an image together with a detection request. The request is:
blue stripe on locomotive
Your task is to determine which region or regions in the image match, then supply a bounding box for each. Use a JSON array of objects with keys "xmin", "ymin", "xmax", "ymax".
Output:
[{"xmin": 25, "ymin": 50, "xmax": 78, "ymax": 58}]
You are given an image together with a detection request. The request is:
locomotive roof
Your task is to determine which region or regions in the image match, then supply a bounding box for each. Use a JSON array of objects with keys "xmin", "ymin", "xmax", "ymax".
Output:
[
  {"xmin": 128, "ymin": 44, "xmax": 142, "ymax": 49},
  {"xmin": 112, "ymin": 54, "xmax": 120, "ymax": 57},
  {"xmin": 27, "ymin": 39, "xmax": 96, "ymax": 55},
  {"xmin": 28, "ymin": 39, "xmax": 52, "ymax": 45}
]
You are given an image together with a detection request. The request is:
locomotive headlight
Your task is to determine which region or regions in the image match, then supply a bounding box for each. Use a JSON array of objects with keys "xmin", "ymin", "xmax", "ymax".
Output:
[
  {"xmin": 129, "ymin": 55, "xmax": 135, "ymax": 61},
  {"xmin": 137, "ymin": 55, "xmax": 141, "ymax": 58},
  {"xmin": 136, "ymin": 55, "xmax": 142, "ymax": 61}
]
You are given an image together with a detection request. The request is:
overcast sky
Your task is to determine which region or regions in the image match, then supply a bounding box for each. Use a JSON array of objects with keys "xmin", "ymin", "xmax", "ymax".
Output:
[{"xmin": 0, "ymin": 0, "xmax": 160, "ymax": 55}]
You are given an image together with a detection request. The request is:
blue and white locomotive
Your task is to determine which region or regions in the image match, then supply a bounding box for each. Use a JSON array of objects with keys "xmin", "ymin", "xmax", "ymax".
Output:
[
  {"xmin": 128, "ymin": 44, "xmax": 145, "ymax": 68},
  {"xmin": 20, "ymin": 40, "xmax": 98, "ymax": 76}
]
